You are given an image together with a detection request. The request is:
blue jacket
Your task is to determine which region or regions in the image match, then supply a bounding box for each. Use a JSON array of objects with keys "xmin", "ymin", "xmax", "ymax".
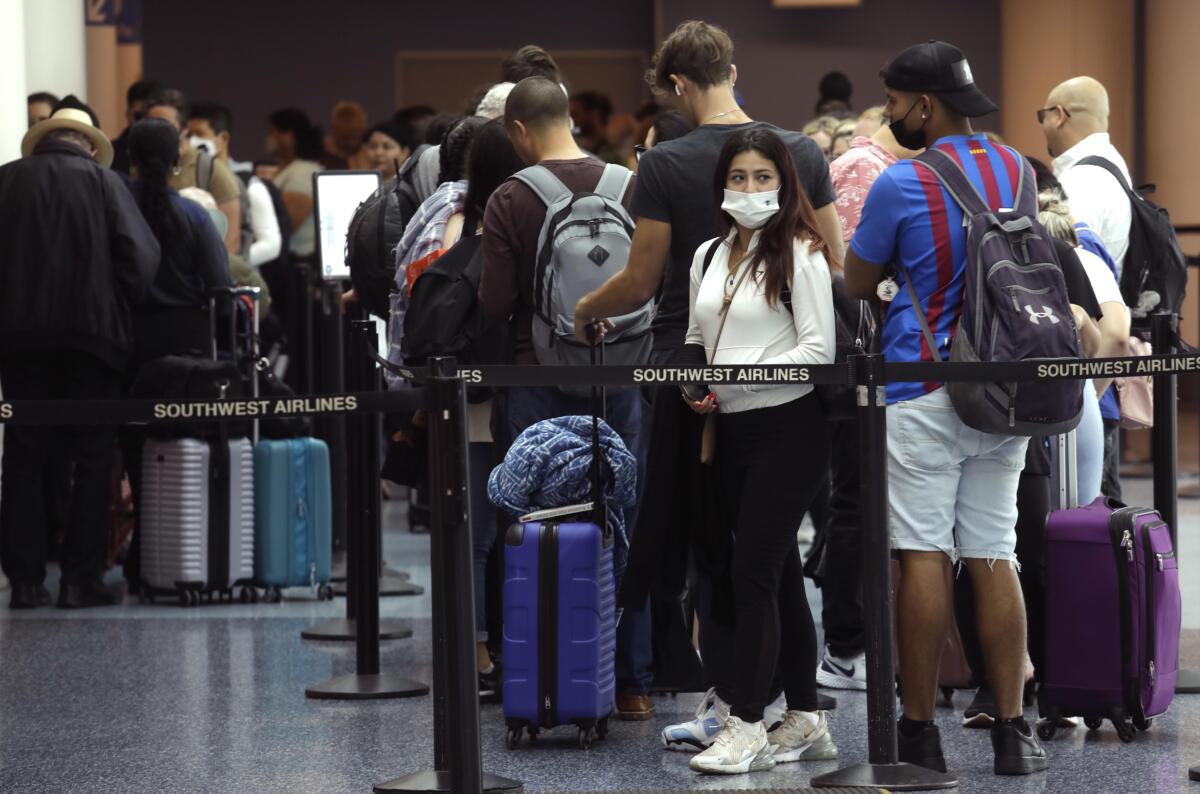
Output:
[{"xmin": 488, "ymin": 415, "xmax": 636, "ymax": 584}]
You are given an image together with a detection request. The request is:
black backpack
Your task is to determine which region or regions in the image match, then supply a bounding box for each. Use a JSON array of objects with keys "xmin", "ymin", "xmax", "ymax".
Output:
[
  {"xmin": 401, "ymin": 234, "xmax": 509, "ymax": 380},
  {"xmin": 1078, "ymin": 156, "xmax": 1189, "ymax": 324},
  {"xmin": 346, "ymin": 144, "xmax": 429, "ymax": 319}
]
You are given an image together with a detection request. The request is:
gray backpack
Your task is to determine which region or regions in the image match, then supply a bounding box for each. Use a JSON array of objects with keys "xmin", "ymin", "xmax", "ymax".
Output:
[{"xmin": 515, "ymin": 164, "xmax": 653, "ymax": 389}]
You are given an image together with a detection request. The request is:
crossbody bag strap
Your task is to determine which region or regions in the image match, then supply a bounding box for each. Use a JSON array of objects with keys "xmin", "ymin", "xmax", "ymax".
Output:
[{"xmin": 710, "ymin": 251, "xmax": 756, "ymax": 360}]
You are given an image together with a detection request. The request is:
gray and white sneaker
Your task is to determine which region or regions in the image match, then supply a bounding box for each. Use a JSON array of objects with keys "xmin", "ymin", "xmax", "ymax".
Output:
[
  {"xmin": 816, "ymin": 649, "xmax": 867, "ymax": 691},
  {"xmin": 689, "ymin": 716, "xmax": 775, "ymax": 775},
  {"xmin": 767, "ymin": 710, "xmax": 838, "ymax": 762}
]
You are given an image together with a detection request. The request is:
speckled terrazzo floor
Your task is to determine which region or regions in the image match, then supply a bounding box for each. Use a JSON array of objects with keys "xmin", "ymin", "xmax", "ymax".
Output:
[{"xmin": 1, "ymin": 479, "xmax": 1199, "ymax": 793}]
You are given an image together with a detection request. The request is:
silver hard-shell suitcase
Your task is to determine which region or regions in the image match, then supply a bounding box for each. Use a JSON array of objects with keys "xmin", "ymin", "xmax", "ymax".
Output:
[{"xmin": 140, "ymin": 437, "xmax": 255, "ymax": 605}]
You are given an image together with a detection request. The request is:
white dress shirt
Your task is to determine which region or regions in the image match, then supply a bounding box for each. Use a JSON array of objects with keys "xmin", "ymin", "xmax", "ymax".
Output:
[
  {"xmin": 685, "ymin": 230, "xmax": 835, "ymax": 414},
  {"xmin": 245, "ymin": 176, "xmax": 283, "ymax": 267},
  {"xmin": 1053, "ymin": 133, "xmax": 1133, "ymax": 274}
]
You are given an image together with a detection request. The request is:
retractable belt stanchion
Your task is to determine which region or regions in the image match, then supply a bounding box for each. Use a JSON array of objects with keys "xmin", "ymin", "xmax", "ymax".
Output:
[
  {"xmin": 376, "ymin": 356, "xmax": 521, "ymax": 794},
  {"xmin": 812, "ymin": 353, "xmax": 958, "ymax": 792},
  {"xmin": 1152, "ymin": 312, "xmax": 1200, "ymax": 696},
  {"xmin": 304, "ymin": 305, "xmax": 417, "ymax": 642},
  {"xmin": 304, "ymin": 321, "xmax": 429, "ymax": 700}
]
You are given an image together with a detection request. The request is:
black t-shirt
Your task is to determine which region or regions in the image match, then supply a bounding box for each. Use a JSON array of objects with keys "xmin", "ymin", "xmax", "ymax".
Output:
[
  {"xmin": 1026, "ymin": 237, "xmax": 1103, "ymax": 476},
  {"xmin": 631, "ymin": 121, "xmax": 836, "ymax": 351}
]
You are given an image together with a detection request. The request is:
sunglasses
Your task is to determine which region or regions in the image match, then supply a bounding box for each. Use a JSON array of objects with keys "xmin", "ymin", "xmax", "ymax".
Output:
[
  {"xmin": 1036, "ymin": 105, "xmax": 1071, "ymax": 124},
  {"xmin": 634, "ymin": 144, "xmax": 647, "ymax": 162}
]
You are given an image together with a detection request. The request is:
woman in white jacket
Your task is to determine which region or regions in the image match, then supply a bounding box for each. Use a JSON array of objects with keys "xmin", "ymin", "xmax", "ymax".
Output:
[{"xmin": 680, "ymin": 128, "xmax": 837, "ymax": 775}]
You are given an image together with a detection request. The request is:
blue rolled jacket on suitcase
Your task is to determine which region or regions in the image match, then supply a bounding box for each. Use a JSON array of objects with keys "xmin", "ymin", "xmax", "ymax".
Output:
[
  {"xmin": 491, "ymin": 408, "xmax": 636, "ymax": 750},
  {"xmin": 253, "ymin": 438, "xmax": 333, "ymax": 599}
]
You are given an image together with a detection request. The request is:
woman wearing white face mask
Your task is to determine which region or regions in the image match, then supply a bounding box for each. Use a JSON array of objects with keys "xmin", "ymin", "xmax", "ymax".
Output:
[{"xmin": 679, "ymin": 128, "xmax": 837, "ymax": 775}]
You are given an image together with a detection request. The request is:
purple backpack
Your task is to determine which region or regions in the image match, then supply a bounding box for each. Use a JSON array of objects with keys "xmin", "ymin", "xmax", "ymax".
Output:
[{"xmin": 902, "ymin": 148, "xmax": 1083, "ymax": 436}]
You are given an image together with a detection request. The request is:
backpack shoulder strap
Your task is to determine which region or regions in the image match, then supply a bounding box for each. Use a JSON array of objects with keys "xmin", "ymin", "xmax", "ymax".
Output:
[
  {"xmin": 513, "ymin": 165, "xmax": 573, "ymax": 209},
  {"xmin": 197, "ymin": 149, "xmax": 215, "ymax": 192},
  {"xmin": 1077, "ymin": 155, "xmax": 1134, "ymax": 195},
  {"xmin": 914, "ymin": 147, "xmax": 989, "ymax": 217},
  {"xmin": 700, "ymin": 238, "xmax": 723, "ymax": 276},
  {"xmin": 594, "ymin": 163, "xmax": 632, "ymax": 203}
]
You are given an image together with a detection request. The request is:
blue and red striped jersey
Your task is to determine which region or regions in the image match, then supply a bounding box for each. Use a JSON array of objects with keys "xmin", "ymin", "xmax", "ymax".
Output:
[{"xmin": 850, "ymin": 133, "xmax": 1024, "ymax": 404}]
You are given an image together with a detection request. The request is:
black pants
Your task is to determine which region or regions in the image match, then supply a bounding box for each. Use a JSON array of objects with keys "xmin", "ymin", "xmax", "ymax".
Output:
[
  {"xmin": 719, "ymin": 395, "xmax": 829, "ymax": 722},
  {"xmin": 822, "ymin": 419, "xmax": 864, "ymax": 658},
  {"xmin": 956, "ymin": 470, "xmax": 1049, "ymax": 683},
  {"xmin": 1101, "ymin": 419, "xmax": 1121, "ymax": 501},
  {"xmin": 0, "ymin": 352, "xmax": 122, "ymax": 586}
]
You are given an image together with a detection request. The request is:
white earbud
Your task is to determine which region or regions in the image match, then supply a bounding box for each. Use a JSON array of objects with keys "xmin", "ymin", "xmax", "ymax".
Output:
[{"xmin": 674, "ymin": 83, "xmax": 682, "ymax": 97}]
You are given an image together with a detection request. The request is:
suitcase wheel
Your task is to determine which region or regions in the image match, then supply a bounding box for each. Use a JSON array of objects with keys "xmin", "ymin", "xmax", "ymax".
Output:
[
  {"xmin": 505, "ymin": 727, "xmax": 523, "ymax": 750},
  {"xmin": 238, "ymin": 586, "xmax": 255, "ymax": 604},
  {"xmin": 1036, "ymin": 721, "xmax": 1057, "ymax": 741},
  {"xmin": 1132, "ymin": 715, "xmax": 1152, "ymax": 733},
  {"xmin": 1114, "ymin": 717, "xmax": 1135, "ymax": 743},
  {"xmin": 577, "ymin": 727, "xmax": 592, "ymax": 750},
  {"xmin": 317, "ymin": 584, "xmax": 335, "ymax": 601},
  {"xmin": 1084, "ymin": 717, "xmax": 1103, "ymax": 731},
  {"xmin": 267, "ymin": 587, "xmax": 283, "ymax": 604}
]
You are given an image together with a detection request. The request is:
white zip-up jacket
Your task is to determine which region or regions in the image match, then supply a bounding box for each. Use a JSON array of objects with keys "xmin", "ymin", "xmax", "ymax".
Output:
[{"xmin": 685, "ymin": 230, "xmax": 835, "ymax": 414}]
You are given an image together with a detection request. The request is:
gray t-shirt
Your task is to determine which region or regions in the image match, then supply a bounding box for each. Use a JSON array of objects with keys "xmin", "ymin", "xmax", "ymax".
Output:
[{"xmin": 632, "ymin": 121, "xmax": 836, "ymax": 351}]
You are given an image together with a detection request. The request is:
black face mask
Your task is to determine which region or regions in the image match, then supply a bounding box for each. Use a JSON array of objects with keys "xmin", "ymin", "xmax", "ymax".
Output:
[{"xmin": 889, "ymin": 99, "xmax": 928, "ymax": 151}]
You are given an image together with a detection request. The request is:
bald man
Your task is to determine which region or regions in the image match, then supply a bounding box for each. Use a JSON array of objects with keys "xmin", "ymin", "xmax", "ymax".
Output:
[{"xmin": 1038, "ymin": 76, "xmax": 1132, "ymax": 273}]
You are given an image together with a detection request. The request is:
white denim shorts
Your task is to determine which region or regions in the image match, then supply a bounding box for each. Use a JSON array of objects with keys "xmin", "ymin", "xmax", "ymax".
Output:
[{"xmin": 886, "ymin": 388, "xmax": 1029, "ymax": 564}]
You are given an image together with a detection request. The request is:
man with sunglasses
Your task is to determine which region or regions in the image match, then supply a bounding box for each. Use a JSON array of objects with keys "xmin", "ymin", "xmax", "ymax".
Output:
[
  {"xmin": 1038, "ymin": 77, "xmax": 1132, "ymax": 275},
  {"xmin": 1038, "ymin": 76, "xmax": 1132, "ymax": 502}
]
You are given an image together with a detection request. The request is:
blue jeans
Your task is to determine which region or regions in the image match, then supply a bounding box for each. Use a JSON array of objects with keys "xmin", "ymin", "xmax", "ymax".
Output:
[{"xmin": 506, "ymin": 386, "xmax": 653, "ymax": 696}]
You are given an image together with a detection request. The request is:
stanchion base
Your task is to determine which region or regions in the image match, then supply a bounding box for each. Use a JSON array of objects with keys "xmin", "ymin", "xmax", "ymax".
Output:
[
  {"xmin": 817, "ymin": 692, "xmax": 838, "ymax": 710},
  {"xmin": 1177, "ymin": 667, "xmax": 1200, "ymax": 694},
  {"xmin": 1189, "ymin": 765, "xmax": 1200, "ymax": 782},
  {"xmin": 811, "ymin": 762, "xmax": 958, "ymax": 790},
  {"xmin": 300, "ymin": 618, "xmax": 413, "ymax": 642},
  {"xmin": 374, "ymin": 770, "xmax": 522, "ymax": 793},
  {"xmin": 382, "ymin": 565, "xmax": 411, "ymax": 580},
  {"xmin": 305, "ymin": 673, "xmax": 428, "ymax": 700},
  {"xmin": 334, "ymin": 576, "xmax": 424, "ymax": 598},
  {"xmin": 1180, "ymin": 482, "xmax": 1200, "ymax": 499}
]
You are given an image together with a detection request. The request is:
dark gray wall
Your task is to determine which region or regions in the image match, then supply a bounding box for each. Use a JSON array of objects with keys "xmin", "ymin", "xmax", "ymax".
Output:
[
  {"xmin": 144, "ymin": 0, "xmax": 1001, "ymax": 159},
  {"xmin": 660, "ymin": 0, "xmax": 1002, "ymax": 132},
  {"xmin": 143, "ymin": 0, "xmax": 654, "ymax": 160}
]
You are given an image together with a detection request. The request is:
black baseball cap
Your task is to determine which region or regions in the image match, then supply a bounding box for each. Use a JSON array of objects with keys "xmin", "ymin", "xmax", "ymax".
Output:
[{"xmin": 880, "ymin": 40, "xmax": 997, "ymax": 117}]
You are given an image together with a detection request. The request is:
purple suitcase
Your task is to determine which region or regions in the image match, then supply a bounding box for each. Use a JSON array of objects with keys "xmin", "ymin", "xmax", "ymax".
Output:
[{"xmin": 1039, "ymin": 496, "xmax": 1180, "ymax": 741}]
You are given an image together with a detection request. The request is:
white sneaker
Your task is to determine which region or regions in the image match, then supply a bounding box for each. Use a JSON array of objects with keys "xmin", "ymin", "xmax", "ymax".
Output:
[
  {"xmin": 816, "ymin": 649, "xmax": 868, "ymax": 691},
  {"xmin": 768, "ymin": 710, "xmax": 838, "ymax": 762},
  {"xmin": 689, "ymin": 716, "xmax": 774, "ymax": 775},
  {"xmin": 662, "ymin": 689, "xmax": 730, "ymax": 752}
]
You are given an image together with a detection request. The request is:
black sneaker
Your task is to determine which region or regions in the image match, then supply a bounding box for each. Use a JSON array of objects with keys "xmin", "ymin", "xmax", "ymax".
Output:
[
  {"xmin": 479, "ymin": 666, "xmax": 501, "ymax": 704},
  {"xmin": 992, "ymin": 717, "xmax": 1048, "ymax": 776},
  {"xmin": 897, "ymin": 719, "xmax": 947, "ymax": 773},
  {"xmin": 9, "ymin": 584, "xmax": 52, "ymax": 609},
  {"xmin": 57, "ymin": 579, "xmax": 121, "ymax": 609},
  {"xmin": 963, "ymin": 686, "xmax": 997, "ymax": 728}
]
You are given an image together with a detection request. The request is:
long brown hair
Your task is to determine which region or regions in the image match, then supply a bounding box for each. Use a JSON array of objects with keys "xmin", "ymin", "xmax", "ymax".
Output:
[{"xmin": 714, "ymin": 128, "xmax": 833, "ymax": 308}]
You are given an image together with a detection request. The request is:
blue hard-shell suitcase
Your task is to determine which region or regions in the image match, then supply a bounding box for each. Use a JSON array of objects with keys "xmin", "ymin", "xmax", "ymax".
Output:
[
  {"xmin": 502, "ymin": 335, "xmax": 616, "ymax": 750},
  {"xmin": 253, "ymin": 438, "xmax": 334, "ymax": 601}
]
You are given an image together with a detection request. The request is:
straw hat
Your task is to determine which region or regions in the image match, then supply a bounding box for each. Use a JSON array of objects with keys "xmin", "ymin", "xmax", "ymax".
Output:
[{"xmin": 21, "ymin": 95, "xmax": 114, "ymax": 167}]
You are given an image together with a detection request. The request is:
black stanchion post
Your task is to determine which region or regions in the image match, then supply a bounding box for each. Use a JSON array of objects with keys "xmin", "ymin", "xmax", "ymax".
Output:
[
  {"xmin": 304, "ymin": 321, "xmax": 429, "ymax": 700},
  {"xmin": 303, "ymin": 306, "xmax": 416, "ymax": 642},
  {"xmin": 375, "ymin": 356, "xmax": 521, "ymax": 794},
  {"xmin": 812, "ymin": 354, "xmax": 957, "ymax": 791},
  {"xmin": 1152, "ymin": 312, "xmax": 1200, "ymax": 695}
]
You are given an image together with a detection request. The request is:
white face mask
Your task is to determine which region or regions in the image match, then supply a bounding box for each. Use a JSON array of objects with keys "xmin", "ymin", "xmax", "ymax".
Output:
[
  {"xmin": 721, "ymin": 188, "xmax": 780, "ymax": 229},
  {"xmin": 189, "ymin": 135, "xmax": 218, "ymax": 156}
]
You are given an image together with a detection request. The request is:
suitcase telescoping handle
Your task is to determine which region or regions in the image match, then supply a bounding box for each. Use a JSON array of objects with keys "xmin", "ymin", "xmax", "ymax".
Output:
[
  {"xmin": 587, "ymin": 323, "xmax": 609, "ymax": 538},
  {"xmin": 209, "ymin": 287, "xmax": 263, "ymax": 442},
  {"xmin": 1050, "ymin": 430, "xmax": 1078, "ymax": 511}
]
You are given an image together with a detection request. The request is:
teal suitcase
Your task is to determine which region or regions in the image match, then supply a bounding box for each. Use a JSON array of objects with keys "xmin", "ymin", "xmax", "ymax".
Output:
[{"xmin": 253, "ymin": 438, "xmax": 335, "ymax": 601}]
